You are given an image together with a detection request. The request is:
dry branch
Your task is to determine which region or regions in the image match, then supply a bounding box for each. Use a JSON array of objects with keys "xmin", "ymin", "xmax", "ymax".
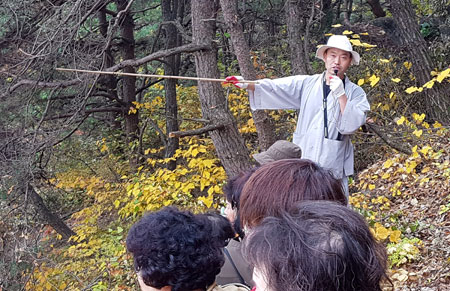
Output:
[{"xmin": 169, "ymin": 124, "xmax": 228, "ymax": 138}]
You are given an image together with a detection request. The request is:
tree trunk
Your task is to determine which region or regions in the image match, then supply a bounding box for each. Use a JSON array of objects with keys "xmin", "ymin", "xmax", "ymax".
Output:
[
  {"xmin": 343, "ymin": 0, "xmax": 353, "ymax": 25},
  {"xmin": 367, "ymin": 0, "xmax": 386, "ymax": 18},
  {"xmin": 27, "ymin": 184, "xmax": 76, "ymax": 241},
  {"xmin": 285, "ymin": 0, "xmax": 310, "ymax": 75},
  {"xmin": 191, "ymin": 0, "xmax": 252, "ymax": 177},
  {"xmin": 162, "ymin": 0, "xmax": 182, "ymax": 170},
  {"xmin": 320, "ymin": 0, "xmax": 333, "ymax": 32},
  {"xmin": 387, "ymin": 0, "xmax": 449, "ymax": 120},
  {"xmin": 98, "ymin": 7, "xmax": 120, "ymax": 129},
  {"xmin": 115, "ymin": 0, "xmax": 139, "ymax": 142},
  {"xmin": 219, "ymin": 0, "xmax": 276, "ymax": 151}
]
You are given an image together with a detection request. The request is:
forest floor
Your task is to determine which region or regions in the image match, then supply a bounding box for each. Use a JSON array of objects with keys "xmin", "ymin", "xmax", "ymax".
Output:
[{"xmin": 351, "ymin": 141, "xmax": 450, "ymax": 290}]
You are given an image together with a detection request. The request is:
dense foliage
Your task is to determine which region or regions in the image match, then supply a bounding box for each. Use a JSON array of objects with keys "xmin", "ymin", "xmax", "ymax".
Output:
[{"xmin": 0, "ymin": 0, "xmax": 449, "ymax": 290}]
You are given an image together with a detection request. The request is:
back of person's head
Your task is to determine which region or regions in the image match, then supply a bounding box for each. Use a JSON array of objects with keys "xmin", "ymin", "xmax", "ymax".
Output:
[
  {"xmin": 126, "ymin": 207, "xmax": 234, "ymax": 291},
  {"xmin": 244, "ymin": 200, "xmax": 388, "ymax": 291},
  {"xmin": 239, "ymin": 159, "xmax": 347, "ymax": 227},
  {"xmin": 223, "ymin": 166, "xmax": 259, "ymax": 238}
]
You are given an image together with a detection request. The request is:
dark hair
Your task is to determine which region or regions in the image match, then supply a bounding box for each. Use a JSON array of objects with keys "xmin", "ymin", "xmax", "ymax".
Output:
[
  {"xmin": 126, "ymin": 207, "xmax": 234, "ymax": 291},
  {"xmin": 244, "ymin": 200, "xmax": 389, "ymax": 291},
  {"xmin": 223, "ymin": 166, "xmax": 259, "ymax": 237},
  {"xmin": 240, "ymin": 159, "xmax": 347, "ymax": 227}
]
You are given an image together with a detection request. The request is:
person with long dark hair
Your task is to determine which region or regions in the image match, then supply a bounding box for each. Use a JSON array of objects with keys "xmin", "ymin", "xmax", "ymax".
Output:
[{"xmin": 244, "ymin": 201, "xmax": 389, "ymax": 291}]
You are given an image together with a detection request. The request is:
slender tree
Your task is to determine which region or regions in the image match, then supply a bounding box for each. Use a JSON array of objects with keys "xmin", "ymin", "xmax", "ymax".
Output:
[
  {"xmin": 219, "ymin": 0, "xmax": 276, "ymax": 150},
  {"xmin": 162, "ymin": 0, "xmax": 183, "ymax": 170},
  {"xmin": 387, "ymin": 0, "xmax": 449, "ymax": 120},
  {"xmin": 191, "ymin": 0, "xmax": 252, "ymax": 176}
]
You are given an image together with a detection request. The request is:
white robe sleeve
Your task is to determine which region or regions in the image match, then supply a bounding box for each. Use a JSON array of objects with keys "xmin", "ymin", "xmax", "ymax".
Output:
[
  {"xmin": 248, "ymin": 75, "xmax": 308, "ymax": 110},
  {"xmin": 337, "ymin": 85, "xmax": 370, "ymax": 134}
]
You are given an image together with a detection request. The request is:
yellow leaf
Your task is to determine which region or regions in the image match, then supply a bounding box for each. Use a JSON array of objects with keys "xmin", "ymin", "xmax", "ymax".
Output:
[
  {"xmin": 405, "ymin": 86, "xmax": 418, "ymax": 94},
  {"xmin": 368, "ymin": 184, "xmax": 376, "ymax": 190},
  {"xmin": 360, "ymin": 32, "xmax": 369, "ymax": 35},
  {"xmin": 433, "ymin": 121, "xmax": 442, "ymax": 128},
  {"xmin": 375, "ymin": 224, "xmax": 389, "ymax": 240},
  {"xmin": 368, "ymin": 74, "xmax": 380, "ymax": 87},
  {"xmin": 379, "ymin": 58, "xmax": 390, "ymax": 63},
  {"xmin": 100, "ymin": 144, "xmax": 108, "ymax": 153},
  {"xmin": 382, "ymin": 172, "xmax": 390, "ymax": 179},
  {"xmin": 423, "ymin": 79, "xmax": 435, "ymax": 88},
  {"xmin": 420, "ymin": 146, "xmax": 431, "ymax": 155},
  {"xmin": 192, "ymin": 148, "xmax": 199, "ymax": 157},
  {"xmin": 396, "ymin": 116, "xmax": 406, "ymax": 125},
  {"xmin": 198, "ymin": 194, "xmax": 213, "ymax": 208},
  {"xmin": 351, "ymin": 34, "xmax": 360, "ymax": 38},
  {"xmin": 342, "ymin": 30, "xmax": 353, "ymax": 35},
  {"xmin": 349, "ymin": 39, "xmax": 362, "ymax": 46},
  {"xmin": 389, "ymin": 230, "xmax": 401, "ymax": 243},
  {"xmin": 357, "ymin": 78, "xmax": 364, "ymax": 86},
  {"xmin": 436, "ymin": 68, "xmax": 450, "ymax": 83},
  {"xmin": 413, "ymin": 129, "xmax": 423, "ymax": 137},
  {"xmin": 383, "ymin": 159, "xmax": 393, "ymax": 169},
  {"xmin": 391, "ymin": 78, "xmax": 401, "ymax": 83},
  {"xmin": 331, "ymin": 24, "xmax": 342, "ymax": 28},
  {"xmin": 389, "ymin": 92, "xmax": 395, "ymax": 99},
  {"xmin": 324, "ymin": 33, "xmax": 333, "ymax": 36},
  {"xmin": 406, "ymin": 161, "xmax": 417, "ymax": 173},
  {"xmin": 403, "ymin": 61, "xmax": 412, "ymax": 70},
  {"xmin": 362, "ymin": 42, "xmax": 377, "ymax": 48}
]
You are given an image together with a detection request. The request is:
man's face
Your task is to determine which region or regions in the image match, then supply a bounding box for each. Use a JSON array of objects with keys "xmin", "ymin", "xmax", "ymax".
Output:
[{"xmin": 323, "ymin": 48, "xmax": 352, "ymax": 77}]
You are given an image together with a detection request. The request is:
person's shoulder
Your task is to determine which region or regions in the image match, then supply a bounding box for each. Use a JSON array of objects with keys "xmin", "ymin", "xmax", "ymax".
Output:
[{"xmin": 345, "ymin": 77, "xmax": 366, "ymax": 95}]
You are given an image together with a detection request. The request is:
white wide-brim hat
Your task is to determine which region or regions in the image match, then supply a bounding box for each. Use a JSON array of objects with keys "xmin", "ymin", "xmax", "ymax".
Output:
[{"xmin": 316, "ymin": 35, "xmax": 360, "ymax": 65}]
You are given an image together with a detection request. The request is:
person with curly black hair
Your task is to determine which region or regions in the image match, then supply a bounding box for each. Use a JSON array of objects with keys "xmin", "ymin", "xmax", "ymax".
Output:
[
  {"xmin": 126, "ymin": 207, "xmax": 250, "ymax": 291},
  {"xmin": 244, "ymin": 200, "xmax": 390, "ymax": 291}
]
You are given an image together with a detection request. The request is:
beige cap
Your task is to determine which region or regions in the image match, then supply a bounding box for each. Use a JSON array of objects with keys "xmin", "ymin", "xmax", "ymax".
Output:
[
  {"xmin": 253, "ymin": 140, "xmax": 302, "ymax": 165},
  {"xmin": 316, "ymin": 35, "xmax": 360, "ymax": 65}
]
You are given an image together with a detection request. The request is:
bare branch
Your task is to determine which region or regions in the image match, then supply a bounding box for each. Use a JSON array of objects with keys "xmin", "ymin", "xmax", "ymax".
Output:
[
  {"xmin": 43, "ymin": 107, "xmax": 123, "ymax": 121},
  {"xmin": 366, "ymin": 123, "xmax": 412, "ymax": 155},
  {"xmin": 169, "ymin": 124, "xmax": 228, "ymax": 138},
  {"xmin": 107, "ymin": 43, "xmax": 210, "ymax": 72}
]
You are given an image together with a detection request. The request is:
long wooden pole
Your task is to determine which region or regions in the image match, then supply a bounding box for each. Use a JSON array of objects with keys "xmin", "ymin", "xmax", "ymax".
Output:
[{"xmin": 55, "ymin": 68, "xmax": 259, "ymax": 84}]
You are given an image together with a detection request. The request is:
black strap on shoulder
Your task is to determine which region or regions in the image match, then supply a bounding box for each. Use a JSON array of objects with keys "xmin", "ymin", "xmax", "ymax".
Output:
[
  {"xmin": 323, "ymin": 77, "xmax": 330, "ymax": 139},
  {"xmin": 223, "ymin": 247, "xmax": 246, "ymax": 286}
]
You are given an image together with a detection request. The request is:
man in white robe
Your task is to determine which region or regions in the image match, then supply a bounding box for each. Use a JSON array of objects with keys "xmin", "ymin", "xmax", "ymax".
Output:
[{"xmin": 226, "ymin": 35, "xmax": 370, "ymax": 197}]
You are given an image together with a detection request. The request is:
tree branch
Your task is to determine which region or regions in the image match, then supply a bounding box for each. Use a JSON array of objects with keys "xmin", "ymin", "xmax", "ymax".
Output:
[
  {"xmin": 169, "ymin": 124, "xmax": 227, "ymax": 138},
  {"xmin": 107, "ymin": 43, "xmax": 210, "ymax": 72},
  {"xmin": 43, "ymin": 107, "xmax": 123, "ymax": 121},
  {"xmin": 162, "ymin": 20, "xmax": 192, "ymax": 42},
  {"xmin": 366, "ymin": 123, "xmax": 412, "ymax": 155}
]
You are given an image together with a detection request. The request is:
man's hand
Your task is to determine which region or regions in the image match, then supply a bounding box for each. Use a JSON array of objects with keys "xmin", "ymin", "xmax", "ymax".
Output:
[
  {"xmin": 329, "ymin": 75, "xmax": 345, "ymax": 98},
  {"xmin": 224, "ymin": 76, "xmax": 248, "ymax": 89}
]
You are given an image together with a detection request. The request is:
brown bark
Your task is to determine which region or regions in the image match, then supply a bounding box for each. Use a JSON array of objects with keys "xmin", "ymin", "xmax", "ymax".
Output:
[
  {"xmin": 219, "ymin": 0, "xmax": 276, "ymax": 151},
  {"xmin": 27, "ymin": 184, "xmax": 76, "ymax": 241},
  {"xmin": 367, "ymin": 0, "xmax": 386, "ymax": 18},
  {"xmin": 162, "ymin": 0, "xmax": 183, "ymax": 170},
  {"xmin": 387, "ymin": 0, "xmax": 449, "ymax": 120},
  {"xmin": 285, "ymin": 0, "xmax": 310, "ymax": 75},
  {"xmin": 343, "ymin": 0, "xmax": 353, "ymax": 26},
  {"xmin": 191, "ymin": 0, "xmax": 252, "ymax": 177},
  {"xmin": 115, "ymin": 0, "xmax": 139, "ymax": 141},
  {"xmin": 98, "ymin": 7, "xmax": 121, "ymax": 129}
]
